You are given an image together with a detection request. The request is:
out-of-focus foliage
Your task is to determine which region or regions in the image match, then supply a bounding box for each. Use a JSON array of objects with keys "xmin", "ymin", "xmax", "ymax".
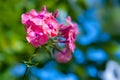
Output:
[{"xmin": 0, "ymin": 0, "xmax": 120, "ymax": 80}]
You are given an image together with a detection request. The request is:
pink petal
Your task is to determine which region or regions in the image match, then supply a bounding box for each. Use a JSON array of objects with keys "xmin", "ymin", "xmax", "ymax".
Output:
[
  {"xmin": 55, "ymin": 48, "xmax": 72, "ymax": 63},
  {"xmin": 21, "ymin": 14, "xmax": 29, "ymax": 24},
  {"xmin": 29, "ymin": 9, "xmax": 38, "ymax": 16}
]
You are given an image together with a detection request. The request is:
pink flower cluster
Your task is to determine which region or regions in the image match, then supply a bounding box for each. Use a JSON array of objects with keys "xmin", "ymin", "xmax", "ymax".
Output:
[{"xmin": 21, "ymin": 6, "xmax": 78, "ymax": 63}]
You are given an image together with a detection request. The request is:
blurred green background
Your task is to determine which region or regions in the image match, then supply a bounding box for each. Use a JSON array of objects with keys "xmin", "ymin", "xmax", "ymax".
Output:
[{"xmin": 0, "ymin": 0, "xmax": 120, "ymax": 80}]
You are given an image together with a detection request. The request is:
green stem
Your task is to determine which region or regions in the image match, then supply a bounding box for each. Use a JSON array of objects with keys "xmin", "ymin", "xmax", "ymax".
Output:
[
  {"xmin": 53, "ymin": 45, "xmax": 64, "ymax": 54},
  {"xmin": 43, "ymin": 46, "xmax": 54, "ymax": 58},
  {"xmin": 23, "ymin": 66, "xmax": 29, "ymax": 80},
  {"xmin": 22, "ymin": 47, "xmax": 39, "ymax": 80},
  {"xmin": 29, "ymin": 47, "xmax": 39, "ymax": 62}
]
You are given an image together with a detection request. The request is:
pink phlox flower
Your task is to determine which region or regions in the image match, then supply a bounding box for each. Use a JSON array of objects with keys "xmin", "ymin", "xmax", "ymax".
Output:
[
  {"xmin": 21, "ymin": 6, "xmax": 79, "ymax": 63},
  {"xmin": 21, "ymin": 6, "xmax": 59, "ymax": 38},
  {"xmin": 26, "ymin": 21, "xmax": 48, "ymax": 47},
  {"xmin": 21, "ymin": 6, "xmax": 60, "ymax": 47},
  {"xmin": 38, "ymin": 6, "xmax": 59, "ymax": 37},
  {"xmin": 66, "ymin": 16, "xmax": 79, "ymax": 35},
  {"xmin": 55, "ymin": 48, "xmax": 72, "ymax": 63},
  {"xmin": 59, "ymin": 16, "xmax": 78, "ymax": 52}
]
